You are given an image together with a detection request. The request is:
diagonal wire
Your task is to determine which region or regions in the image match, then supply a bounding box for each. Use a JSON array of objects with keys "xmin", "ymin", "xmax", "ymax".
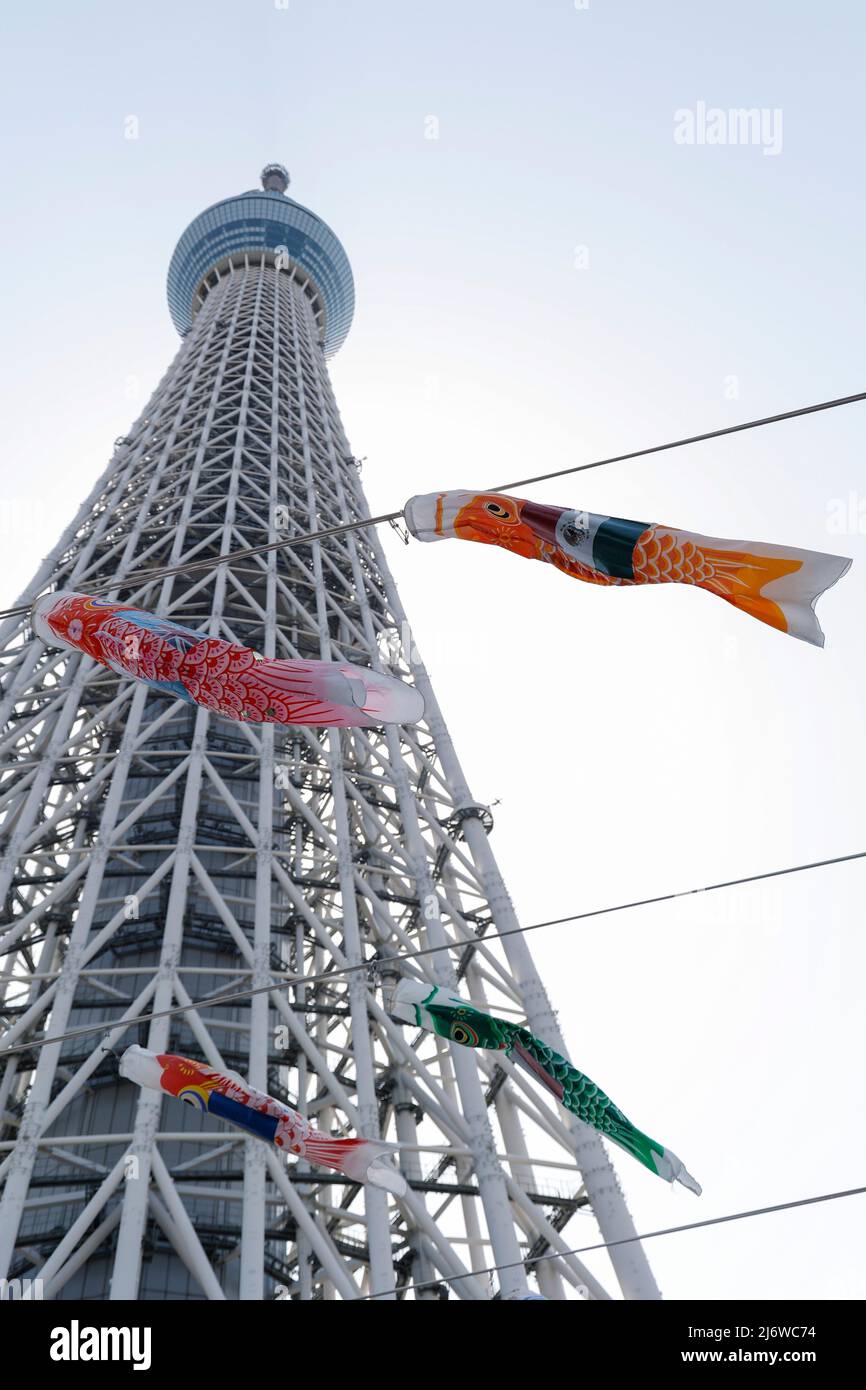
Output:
[
  {"xmin": 0, "ymin": 511, "xmax": 403, "ymax": 622},
  {"xmin": 0, "ymin": 388, "xmax": 863, "ymax": 623},
  {"xmin": 494, "ymin": 389, "xmax": 866, "ymax": 491},
  {"xmin": 363, "ymin": 1184, "xmax": 866, "ymax": 1299},
  {"xmin": 0, "ymin": 847, "xmax": 862, "ymax": 1060}
]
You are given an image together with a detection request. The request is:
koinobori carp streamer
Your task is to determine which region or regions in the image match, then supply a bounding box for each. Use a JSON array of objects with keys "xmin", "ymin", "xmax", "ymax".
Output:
[
  {"xmin": 33, "ymin": 590, "xmax": 423, "ymax": 727},
  {"xmin": 403, "ymin": 489, "xmax": 852, "ymax": 646},
  {"xmin": 119, "ymin": 1046, "xmax": 407, "ymax": 1194},
  {"xmin": 390, "ymin": 979, "xmax": 700, "ymax": 1194}
]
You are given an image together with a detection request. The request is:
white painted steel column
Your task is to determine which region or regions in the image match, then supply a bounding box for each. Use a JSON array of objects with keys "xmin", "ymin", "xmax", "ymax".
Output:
[{"xmin": 293, "ymin": 286, "xmax": 396, "ymax": 1299}]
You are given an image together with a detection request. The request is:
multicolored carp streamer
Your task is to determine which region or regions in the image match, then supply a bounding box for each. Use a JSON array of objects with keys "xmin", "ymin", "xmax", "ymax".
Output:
[
  {"xmin": 390, "ymin": 980, "xmax": 700, "ymax": 1194},
  {"xmin": 119, "ymin": 1046, "xmax": 407, "ymax": 1194},
  {"xmin": 33, "ymin": 590, "xmax": 423, "ymax": 727},
  {"xmin": 403, "ymin": 490, "xmax": 852, "ymax": 646}
]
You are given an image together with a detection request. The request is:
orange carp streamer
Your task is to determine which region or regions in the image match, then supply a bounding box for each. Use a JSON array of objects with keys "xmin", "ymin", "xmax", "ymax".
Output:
[{"xmin": 403, "ymin": 490, "xmax": 852, "ymax": 646}]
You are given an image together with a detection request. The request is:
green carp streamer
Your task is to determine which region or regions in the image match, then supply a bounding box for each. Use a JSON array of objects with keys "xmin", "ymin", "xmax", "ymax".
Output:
[{"xmin": 391, "ymin": 980, "xmax": 700, "ymax": 1195}]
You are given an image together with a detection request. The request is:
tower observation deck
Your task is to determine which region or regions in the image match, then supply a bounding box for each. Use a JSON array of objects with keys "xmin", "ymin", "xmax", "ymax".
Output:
[
  {"xmin": 0, "ymin": 166, "xmax": 658, "ymax": 1301},
  {"xmin": 166, "ymin": 163, "xmax": 354, "ymax": 355}
]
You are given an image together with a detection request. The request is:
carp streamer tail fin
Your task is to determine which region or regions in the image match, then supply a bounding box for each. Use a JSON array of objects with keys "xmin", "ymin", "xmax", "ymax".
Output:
[
  {"xmin": 510, "ymin": 1033, "xmax": 702, "ymax": 1194},
  {"xmin": 672, "ymin": 533, "xmax": 852, "ymax": 647},
  {"xmin": 305, "ymin": 1136, "xmax": 408, "ymax": 1196},
  {"xmin": 604, "ymin": 1114, "xmax": 703, "ymax": 1195}
]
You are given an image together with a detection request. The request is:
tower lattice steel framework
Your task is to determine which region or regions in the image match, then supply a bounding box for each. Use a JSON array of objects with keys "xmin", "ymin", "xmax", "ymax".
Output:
[{"xmin": 0, "ymin": 164, "xmax": 659, "ymax": 1301}]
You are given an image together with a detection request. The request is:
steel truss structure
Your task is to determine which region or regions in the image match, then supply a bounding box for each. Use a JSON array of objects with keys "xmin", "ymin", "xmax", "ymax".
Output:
[{"xmin": 0, "ymin": 168, "xmax": 659, "ymax": 1300}]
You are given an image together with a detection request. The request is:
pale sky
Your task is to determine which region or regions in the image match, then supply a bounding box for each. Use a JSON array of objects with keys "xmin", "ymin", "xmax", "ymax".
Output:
[{"xmin": 1, "ymin": 0, "xmax": 864, "ymax": 1299}]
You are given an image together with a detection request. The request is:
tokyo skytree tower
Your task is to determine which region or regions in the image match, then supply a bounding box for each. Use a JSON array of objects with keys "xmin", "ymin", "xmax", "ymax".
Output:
[{"xmin": 0, "ymin": 164, "xmax": 659, "ymax": 1301}]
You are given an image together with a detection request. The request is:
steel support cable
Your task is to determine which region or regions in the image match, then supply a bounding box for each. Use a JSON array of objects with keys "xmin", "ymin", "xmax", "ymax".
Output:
[
  {"xmin": 0, "ymin": 847, "xmax": 862, "ymax": 1060},
  {"xmin": 362, "ymin": 1185, "xmax": 866, "ymax": 1299},
  {"xmin": 0, "ymin": 389, "xmax": 863, "ymax": 622},
  {"xmin": 494, "ymin": 389, "xmax": 866, "ymax": 491},
  {"xmin": 0, "ymin": 511, "xmax": 404, "ymax": 621}
]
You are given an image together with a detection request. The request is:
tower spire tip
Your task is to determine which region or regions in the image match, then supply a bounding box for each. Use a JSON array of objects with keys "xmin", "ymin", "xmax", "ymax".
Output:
[{"xmin": 261, "ymin": 163, "xmax": 290, "ymax": 194}]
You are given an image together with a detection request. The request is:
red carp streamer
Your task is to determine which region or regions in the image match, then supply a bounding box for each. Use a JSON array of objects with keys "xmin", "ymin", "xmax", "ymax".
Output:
[
  {"xmin": 119, "ymin": 1046, "xmax": 407, "ymax": 1193},
  {"xmin": 33, "ymin": 590, "xmax": 423, "ymax": 727}
]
